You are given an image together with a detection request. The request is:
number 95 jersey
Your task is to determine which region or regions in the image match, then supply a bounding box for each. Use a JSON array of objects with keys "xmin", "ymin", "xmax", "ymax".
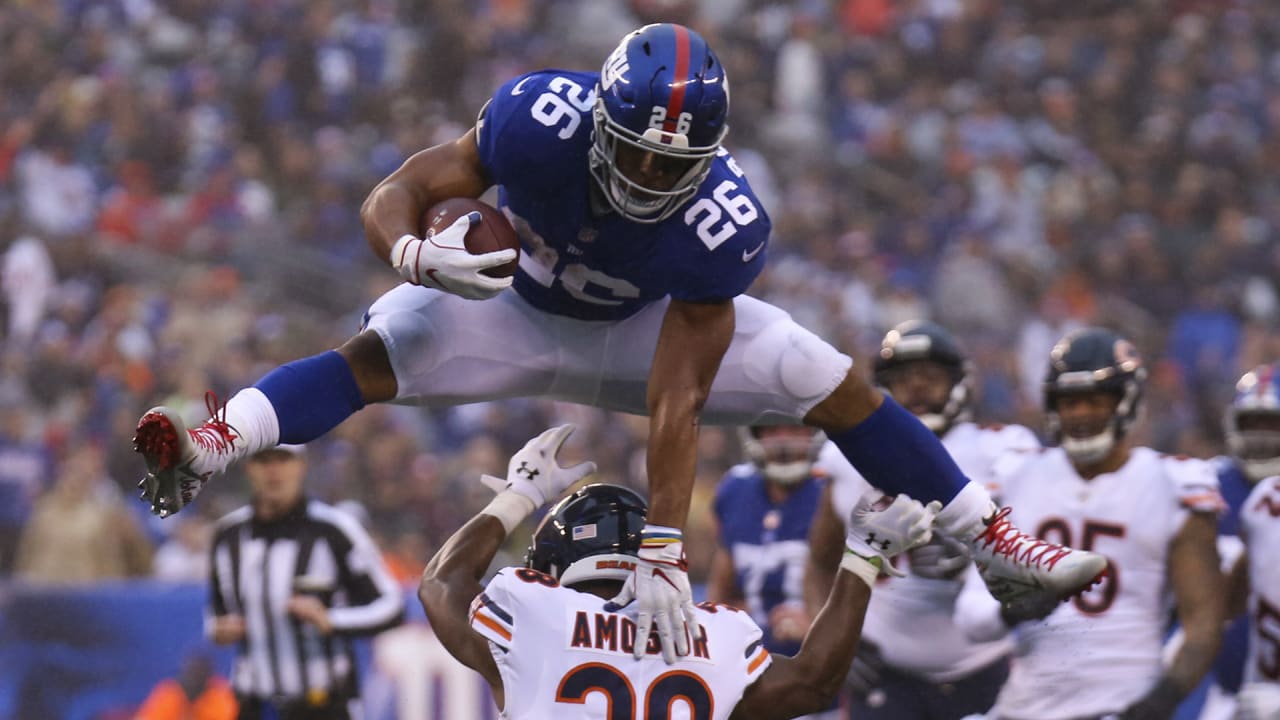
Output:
[
  {"xmin": 476, "ymin": 70, "xmax": 771, "ymax": 322},
  {"xmin": 470, "ymin": 567, "xmax": 772, "ymax": 720}
]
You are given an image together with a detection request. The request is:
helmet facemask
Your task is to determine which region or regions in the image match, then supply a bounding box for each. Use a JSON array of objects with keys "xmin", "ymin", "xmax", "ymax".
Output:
[
  {"xmin": 740, "ymin": 426, "xmax": 825, "ymax": 485},
  {"xmin": 1225, "ymin": 409, "xmax": 1280, "ymax": 482},
  {"xmin": 588, "ymin": 100, "xmax": 724, "ymax": 224}
]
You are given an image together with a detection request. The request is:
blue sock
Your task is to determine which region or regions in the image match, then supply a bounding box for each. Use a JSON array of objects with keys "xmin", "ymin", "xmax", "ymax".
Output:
[
  {"xmin": 254, "ymin": 351, "xmax": 366, "ymax": 444},
  {"xmin": 827, "ymin": 396, "xmax": 968, "ymax": 503}
]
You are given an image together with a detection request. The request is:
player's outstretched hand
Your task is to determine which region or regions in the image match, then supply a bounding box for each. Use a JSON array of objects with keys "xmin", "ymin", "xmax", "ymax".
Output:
[
  {"xmin": 480, "ymin": 424, "xmax": 597, "ymax": 506},
  {"xmin": 604, "ymin": 527, "xmax": 699, "ymax": 665},
  {"xmin": 845, "ymin": 492, "xmax": 940, "ymax": 578},
  {"xmin": 391, "ymin": 212, "xmax": 516, "ymax": 300},
  {"xmin": 908, "ymin": 534, "xmax": 971, "ymax": 580}
]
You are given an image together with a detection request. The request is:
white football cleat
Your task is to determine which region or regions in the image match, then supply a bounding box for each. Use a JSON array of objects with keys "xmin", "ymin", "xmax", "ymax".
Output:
[
  {"xmin": 133, "ymin": 392, "xmax": 240, "ymax": 517},
  {"xmin": 970, "ymin": 507, "xmax": 1109, "ymax": 605}
]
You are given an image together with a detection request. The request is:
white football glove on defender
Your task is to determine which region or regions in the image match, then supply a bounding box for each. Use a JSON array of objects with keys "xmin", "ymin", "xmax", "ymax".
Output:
[
  {"xmin": 390, "ymin": 211, "xmax": 516, "ymax": 300},
  {"xmin": 605, "ymin": 526, "xmax": 699, "ymax": 665},
  {"xmin": 842, "ymin": 492, "xmax": 940, "ymax": 586},
  {"xmin": 479, "ymin": 425, "xmax": 597, "ymax": 532}
]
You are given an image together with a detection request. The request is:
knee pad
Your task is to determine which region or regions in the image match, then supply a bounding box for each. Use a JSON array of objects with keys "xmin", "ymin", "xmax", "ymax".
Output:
[{"xmin": 746, "ymin": 320, "xmax": 851, "ymax": 405}]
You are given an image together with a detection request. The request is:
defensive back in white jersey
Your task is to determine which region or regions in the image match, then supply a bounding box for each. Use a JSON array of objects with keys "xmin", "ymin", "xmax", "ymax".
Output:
[
  {"xmin": 469, "ymin": 567, "xmax": 772, "ymax": 720},
  {"xmin": 973, "ymin": 446, "xmax": 1222, "ymax": 720},
  {"xmin": 1240, "ymin": 475, "xmax": 1280, "ymax": 686},
  {"xmin": 817, "ymin": 421, "xmax": 1037, "ymax": 681}
]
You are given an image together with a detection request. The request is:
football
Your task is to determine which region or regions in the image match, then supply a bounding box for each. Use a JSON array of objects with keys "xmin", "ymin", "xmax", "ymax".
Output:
[{"xmin": 420, "ymin": 198, "xmax": 521, "ymax": 278}]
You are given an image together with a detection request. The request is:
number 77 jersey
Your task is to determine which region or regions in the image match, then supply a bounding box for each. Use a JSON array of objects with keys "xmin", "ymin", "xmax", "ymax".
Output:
[
  {"xmin": 470, "ymin": 567, "xmax": 772, "ymax": 720},
  {"xmin": 475, "ymin": 70, "xmax": 771, "ymax": 322}
]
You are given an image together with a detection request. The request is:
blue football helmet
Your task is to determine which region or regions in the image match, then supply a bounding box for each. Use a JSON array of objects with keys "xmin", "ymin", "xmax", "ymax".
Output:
[
  {"xmin": 874, "ymin": 320, "xmax": 974, "ymax": 435},
  {"xmin": 1224, "ymin": 364, "xmax": 1280, "ymax": 482},
  {"xmin": 590, "ymin": 23, "xmax": 730, "ymax": 223},
  {"xmin": 1043, "ymin": 327, "xmax": 1146, "ymax": 465},
  {"xmin": 525, "ymin": 484, "xmax": 647, "ymax": 586}
]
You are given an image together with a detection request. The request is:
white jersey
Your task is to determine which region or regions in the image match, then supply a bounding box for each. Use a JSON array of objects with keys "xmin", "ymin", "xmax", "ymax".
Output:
[
  {"xmin": 980, "ymin": 446, "xmax": 1223, "ymax": 720},
  {"xmin": 816, "ymin": 421, "xmax": 1038, "ymax": 681},
  {"xmin": 1240, "ymin": 475, "xmax": 1280, "ymax": 686},
  {"xmin": 469, "ymin": 567, "xmax": 772, "ymax": 720}
]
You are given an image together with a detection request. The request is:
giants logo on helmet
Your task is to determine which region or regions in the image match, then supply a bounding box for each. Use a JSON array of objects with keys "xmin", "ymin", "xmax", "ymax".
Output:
[{"xmin": 601, "ymin": 43, "xmax": 630, "ymax": 91}]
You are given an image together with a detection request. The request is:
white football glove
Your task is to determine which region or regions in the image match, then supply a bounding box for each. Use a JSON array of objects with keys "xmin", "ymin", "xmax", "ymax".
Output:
[
  {"xmin": 845, "ymin": 492, "xmax": 940, "ymax": 579},
  {"xmin": 390, "ymin": 211, "xmax": 516, "ymax": 300},
  {"xmin": 604, "ymin": 528, "xmax": 699, "ymax": 665},
  {"xmin": 480, "ymin": 424, "xmax": 597, "ymax": 505},
  {"xmin": 479, "ymin": 425, "xmax": 596, "ymax": 532}
]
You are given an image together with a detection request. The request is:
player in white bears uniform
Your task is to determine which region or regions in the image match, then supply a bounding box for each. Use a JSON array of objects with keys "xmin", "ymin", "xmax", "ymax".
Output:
[
  {"xmin": 417, "ymin": 425, "xmax": 938, "ymax": 720},
  {"xmin": 806, "ymin": 321, "xmax": 1038, "ymax": 719},
  {"xmin": 1224, "ymin": 364, "xmax": 1280, "ymax": 720},
  {"xmin": 954, "ymin": 327, "xmax": 1225, "ymax": 720},
  {"xmin": 133, "ymin": 23, "xmax": 1105, "ymax": 663}
]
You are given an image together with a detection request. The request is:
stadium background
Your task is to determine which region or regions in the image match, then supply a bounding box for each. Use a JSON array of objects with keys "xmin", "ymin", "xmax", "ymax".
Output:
[{"xmin": 0, "ymin": 0, "xmax": 1277, "ymax": 717}]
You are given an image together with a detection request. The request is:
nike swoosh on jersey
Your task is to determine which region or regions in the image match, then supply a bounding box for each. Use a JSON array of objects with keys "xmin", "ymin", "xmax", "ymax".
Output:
[
  {"xmin": 742, "ymin": 243, "xmax": 764, "ymax": 262},
  {"xmin": 511, "ymin": 76, "xmax": 535, "ymax": 96}
]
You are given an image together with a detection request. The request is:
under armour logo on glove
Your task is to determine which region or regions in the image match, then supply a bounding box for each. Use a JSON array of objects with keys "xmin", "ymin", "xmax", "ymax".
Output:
[
  {"xmin": 865, "ymin": 532, "xmax": 892, "ymax": 552},
  {"xmin": 516, "ymin": 461, "xmax": 540, "ymax": 481}
]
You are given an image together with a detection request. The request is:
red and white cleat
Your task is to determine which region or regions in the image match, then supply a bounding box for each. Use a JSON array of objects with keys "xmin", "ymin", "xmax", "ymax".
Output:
[
  {"xmin": 970, "ymin": 507, "xmax": 1109, "ymax": 607},
  {"xmin": 133, "ymin": 392, "xmax": 239, "ymax": 517}
]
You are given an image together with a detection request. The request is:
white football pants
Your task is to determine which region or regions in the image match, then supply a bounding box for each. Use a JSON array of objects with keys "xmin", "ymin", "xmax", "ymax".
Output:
[{"xmin": 362, "ymin": 284, "xmax": 852, "ymax": 425}]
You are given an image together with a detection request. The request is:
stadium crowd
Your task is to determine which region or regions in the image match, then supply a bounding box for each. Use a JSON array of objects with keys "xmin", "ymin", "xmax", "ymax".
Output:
[{"xmin": 0, "ymin": 0, "xmax": 1278, "ymax": 588}]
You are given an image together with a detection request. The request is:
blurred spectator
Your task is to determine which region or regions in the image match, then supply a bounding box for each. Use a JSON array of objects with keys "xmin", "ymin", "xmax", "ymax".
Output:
[
  {"xmin": 15, "ymin": 444, "xmax": 153, "ymax": 584},
  {"xmin": 133, "ymin": 651, "xmax": 237, "ymax": 720},
  {"xmin": 153, "ymin": 515, "xmax": 213, "ymax": 583}
]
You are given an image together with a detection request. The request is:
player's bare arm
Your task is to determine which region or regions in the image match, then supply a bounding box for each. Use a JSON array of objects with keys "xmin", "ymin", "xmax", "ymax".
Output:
[
  {"xmin": 1226, "ymin": 550, "xmax": 1250, "ymax": 619},
  {"xmin": 733, "ymin": 494, "xmax": 938, "ymax": 720},
  {"xmin": 731, "ymin": 561, "xmax": 872, "ymax": 720},
  {"xmin": 1123, "ymin": 512, "xmax": 1223, "ymax": 717},
  {"xmin": 359, "ymin": 128, "xmax": 491, "ymax": 262},
  {"xmin": 417, "ymin": 513, "xmax": 506, "ymax": 704},
  {"xmin": 419, "ymin": 425, "xmax": 596, "ymax": 711},
  {"xmin": 802, "ymin": 484, "xmax": 844, "ymax": 616},
  {"xmin": 645, "ymin": 298, "xmax": 734, "ymax": 528}
]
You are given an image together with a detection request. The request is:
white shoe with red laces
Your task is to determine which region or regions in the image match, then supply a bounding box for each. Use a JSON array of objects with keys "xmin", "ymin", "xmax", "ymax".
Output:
[
  {"xmin": 133, "ymin": 392, "xmax": 240, "ymax": 518},
  {"xmin": 970, "ymin": 507, "xmax": 1109, "ymax": 609}
]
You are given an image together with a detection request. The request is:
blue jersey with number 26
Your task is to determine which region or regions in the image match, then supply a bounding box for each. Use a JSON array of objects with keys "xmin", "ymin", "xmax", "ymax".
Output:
[{"xmin": 475, "ymin": 70, "xmax": 770, "ymax": 322}]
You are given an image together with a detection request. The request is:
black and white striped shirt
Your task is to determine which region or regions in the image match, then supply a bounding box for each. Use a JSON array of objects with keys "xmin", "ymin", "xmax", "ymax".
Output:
[{"xmin": 207, "ymin": 499, "xmax": 404, "ymax": 700}]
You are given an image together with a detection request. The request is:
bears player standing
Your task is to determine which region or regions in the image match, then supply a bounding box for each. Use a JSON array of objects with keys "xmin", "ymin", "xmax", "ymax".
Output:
[
  {"xmin": 805, "ymin": 321, "xmax": 1037, "ymax": 720},
  {"xmin": 418, "ymin": 424, "xmax": 938, "ymax": 720},
  {"xmin": 954, "ymin": 328, "xmax": 1225, "ymax": 720},
  {"xmin": 133, "ymin": 23, "xmax": 1104, "ymax": 661},
  {"xmin": 1221, "ymin": 364, "xmax": 1280, "ymax": 720}
]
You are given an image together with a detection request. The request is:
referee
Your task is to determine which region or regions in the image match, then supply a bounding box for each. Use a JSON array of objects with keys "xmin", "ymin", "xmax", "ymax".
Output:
[{"xmin": 207, "ymin": 444, "xmax": 403, "ymax": 720}]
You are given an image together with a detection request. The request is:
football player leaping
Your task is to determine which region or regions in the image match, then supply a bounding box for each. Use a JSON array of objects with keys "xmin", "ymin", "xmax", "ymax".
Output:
[
  {"xmin": 954, "ymin": 328, "xmax": 1225, "ymax": 720},
  {"xmin": 806, "ymin": 321, "xmax": 1039, "ymax": 720},
  {"xmin": 418, "ymin": 424, "xmax": 937, "ymax": 720},
  {"xmin": 1223, "ymin": 364, "xmax": 1280, "ymax": 720},
  {"xmin": 134, "ymin": 23, "xmax": 1105, "ymax": 661}
]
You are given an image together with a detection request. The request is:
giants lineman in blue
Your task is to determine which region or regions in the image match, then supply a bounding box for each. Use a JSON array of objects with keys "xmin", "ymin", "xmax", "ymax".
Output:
[{"xmin": 135, "ymin": 23, "xmax": 1106, "ymax": 665}]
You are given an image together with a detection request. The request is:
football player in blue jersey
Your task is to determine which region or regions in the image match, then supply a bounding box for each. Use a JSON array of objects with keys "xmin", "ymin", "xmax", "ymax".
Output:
[
  {"xmin": 1197, "ymin": 364, "xmax": 1280, "ymax": 716},
  {"xmin": 708, "ymin": 426, "xmax": 827, "ymax": 655},
  {"xmin": 134, "ymin": 23, "xmax": 1105, "ymax": 663}
]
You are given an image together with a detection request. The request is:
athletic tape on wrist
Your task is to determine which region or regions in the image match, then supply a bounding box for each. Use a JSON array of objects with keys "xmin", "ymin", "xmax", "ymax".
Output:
[
  {"xmin": 840, "ymin": 551, "xmax": 880, "ymax": 588},
  {"xmin": 390, "ymin": 234, "xmax": 418, "ymax": 268},
  {"xmin": 479, "ymin": 492, "xmax": 537, "ymax": 534}
]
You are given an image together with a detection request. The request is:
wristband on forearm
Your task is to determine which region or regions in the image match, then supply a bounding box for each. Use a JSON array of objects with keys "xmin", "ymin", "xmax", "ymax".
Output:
[
  {"xmin": 840, "ymin": 550, "xmax": 881, "ymax": 588},
  {"xmin": 479, "ymin": 492, "xmax": 537, "ymax": 534}
]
